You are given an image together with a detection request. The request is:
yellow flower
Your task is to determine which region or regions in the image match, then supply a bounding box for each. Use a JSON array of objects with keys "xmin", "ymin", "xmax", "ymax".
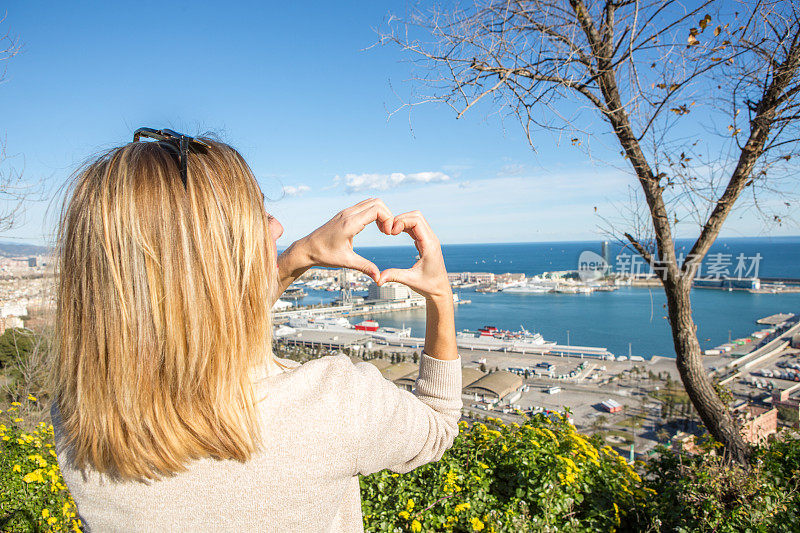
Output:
[
  {"xmin": 470, "ymin": 517, "xmax": 485, "ymax": 531},
  {"xmin": 406, "ymin": 498, "xmax": 415, "ymax": 512},
  {"xmin": 2, "ymin": 436, "xmax": 9, "ymax": 441},
  {"xmin": 13, "ymin": 418, "xmax": 23, "ymax": 423},
  {"xmin": 411, "ymin": 519, "xmax": 422, "ymax": 532},
  {"xmin": 454, "ymin": 503, "xmax": 471, "ymax": 513},
  {"xmin": 47, "ymin": 517, "xmax": 58, "ymax": 525},
  {"xmin": 477, "ymin": 462, "xmax": 489, "ymax": 470},
  {"xmin": 42, "ymin": 509, "xmax": 50, "ymax": 518},
  {"xmin": 11, "ymin": 401, "xmax": 21, "ymax": 406},
  {"xmin": 28, "ymin": 395, "xmax": 38, "ymax": 402},
  {"xmin": 12, "ymin": 464, "xmax": 21, "ymax": 472},
  {"xmin": 398, "ymin": 511, "xmax": 410, "ymax": 520},
  {"xmin": 22, "ymin": 470, "xmax": 45, "ymax": 483}
]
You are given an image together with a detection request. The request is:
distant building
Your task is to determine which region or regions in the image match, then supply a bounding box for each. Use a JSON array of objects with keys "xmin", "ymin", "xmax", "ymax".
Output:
[
  {"xmin": 380, "ymin": 362, "xmax": 418, "ymax": 382},
  {"xmin": 367, "ymin": 282, "xmax": 415, "ymax": 301},
  {"xmin": 600, "ymin": 399, "xmax": 623, "ymax": 413},
  {"xmin": 27, "ymin": 257, "xmax": 37, "ymax": 268},
  {"xmin": 694, "ymin": 276, "xmax": 761, "ymax": 290},
  {"xmin": 461, "ymin": 367, "xmax": 486, "ymax": 389},
  {"xmin": 736, "ymin": 404, "xmax": 778, "ymax": 443},
  {"xmin": 464, "ymin": 371, "xmax": 522, "ymax": 401},
  {"xmin": 279, "ymin": 330, "xmax": 372, "ymax": 351},
  {"xmin": 671, "ymin": 432, "xmax": 706, "ymax": 455},
  {"xmin": 446, "ymin": 272, "xmax": 497, "ymax": 284},
  {"xmin": 272, "ymin": 299, "xmax": 293, "ymax": 310},
  {"xmin": 1, "ymin": 316, "xmax": 24, "ymax": 332},
  {"xmin": 448, "ymin": 272, "xmax": 465, "ymax": 283},
  {"xmin": 1, "ymin": 304, "xmax": 27, "ymax": 318},
  {"xmin": 772, "ymin": 389, "xmax": 800, "ymax": 427},
  {"xmin": 496, "ymin": 272, "xmax": 526, "ymax": 283},
  {"xmin": 395, "ymin": 369, "xmax": 419, "ymax": 392},
  {"xmin": 366, "ymin": 359, "xmax": 393, "ymax": 372},
  {"xmin": 601, "ymin": 241, "xmax": 611, "ymax": 266},
  {"xmin": 469, "ymin": 272, "xmax": 495, "ymax": 284},
  {"xmin": 791, "ymin": 335, "xmax": 800, "ymax": 350}
]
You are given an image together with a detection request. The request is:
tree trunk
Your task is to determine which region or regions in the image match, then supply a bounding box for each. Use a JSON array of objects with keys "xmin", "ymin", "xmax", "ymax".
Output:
[{"xmin": 662, "ymin": 273, "xmax": 751, "ymax": 464}]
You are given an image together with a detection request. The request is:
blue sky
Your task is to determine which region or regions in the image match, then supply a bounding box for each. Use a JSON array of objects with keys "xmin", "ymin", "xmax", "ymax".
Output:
[{"xmin": 0, "ymin": 1, "xmax": 796, "ymax": 248}]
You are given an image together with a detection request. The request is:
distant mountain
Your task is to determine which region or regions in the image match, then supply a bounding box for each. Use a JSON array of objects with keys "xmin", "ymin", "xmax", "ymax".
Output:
[{"xmin": 0, "ymin": 241, "xmax": 53, "ymax": 258}]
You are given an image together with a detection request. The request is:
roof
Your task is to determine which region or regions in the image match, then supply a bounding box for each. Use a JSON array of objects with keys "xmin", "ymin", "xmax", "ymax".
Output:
[
  {"xmin": 381, "ymin": 362, "xmax": 419, "ymax": 382},
  {"xmin": 281, "ymin": 329, "xmax": 371, "ymax": 347},
  {"xmin": 366, "ymin": 358, "xmax": 393, "ymax": 371},
  {"xmin": 463, "ymin": 371, "xmax": 523, "ymax": 399},
  {"xmin": 462, "ymin": 367, "xmax": 486, "ymax": 388},
  {"xmin": 394, "ymin": 369, "xmax": 419, "ymax": 389}
]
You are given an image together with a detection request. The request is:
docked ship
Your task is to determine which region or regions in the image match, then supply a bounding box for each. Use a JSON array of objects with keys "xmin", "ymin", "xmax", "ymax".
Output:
[
  {"xmin": 354, "ymin": 320, "xmax": 380, "ymax": 332},
  {"xmin": 457, "ymin": 325, "xmax": 554, "ymax": 346},
  {"xmin": 355, "ymin": 320, "xmax": 412, "ymax": 337},
  {"xmin": 284, "ymin": 287, "xmax": 307, "ymax": 299},
  {"xmin": 476, "ymin": 284, "xmax": 499, "ymax": 293},
  {"xmin": 502, "ymin": 283, "xmax": 551, "ymax": 293},
  {"xmin": 287, "ymin": 315, "xmax": 351, "ymax": 330}
]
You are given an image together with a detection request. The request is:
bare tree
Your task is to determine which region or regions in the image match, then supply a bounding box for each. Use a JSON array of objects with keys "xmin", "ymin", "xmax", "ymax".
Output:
[
  {"xmin": 381, "ymin": 0, "xmax": 800, "ymax": 464},
  {"xmin": 1, "ymin": 328, "xmax": 52, "ymax": 427},
  {"xmin": 0, "ymin": 14, "xmax": 26, "ymax": 232}
]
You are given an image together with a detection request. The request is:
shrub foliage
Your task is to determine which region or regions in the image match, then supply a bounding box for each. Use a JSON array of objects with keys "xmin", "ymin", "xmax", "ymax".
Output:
[{"xmin": 1, "ymin": 401, "xmax": 798, "ymax": 532}]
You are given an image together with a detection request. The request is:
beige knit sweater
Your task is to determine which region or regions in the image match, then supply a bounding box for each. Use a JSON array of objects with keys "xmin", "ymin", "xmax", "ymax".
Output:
[{"xmin": 51, "ymin": 352, "xmax": 463, "ymax": 532}]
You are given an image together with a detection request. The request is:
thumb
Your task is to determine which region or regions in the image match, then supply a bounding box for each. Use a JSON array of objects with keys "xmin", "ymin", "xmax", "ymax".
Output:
[
  {"xmin": 346, "ymin": 253, "xmax": 380, "ymax": 283},
  {"xmin": 377, "ymin": 267, "xmax": 409, "ymax": 286}
]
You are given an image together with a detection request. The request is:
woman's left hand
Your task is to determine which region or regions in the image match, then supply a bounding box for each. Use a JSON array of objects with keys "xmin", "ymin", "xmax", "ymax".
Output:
[{"xmin": 276, "ymin": 199, "xmax": 395, "ymax": 295}]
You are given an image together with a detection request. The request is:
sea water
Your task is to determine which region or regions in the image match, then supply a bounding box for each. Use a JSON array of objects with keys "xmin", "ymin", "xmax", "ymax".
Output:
[{"xmin": 286, "ymin": 236, "xmax": 800, "ymax": 358}]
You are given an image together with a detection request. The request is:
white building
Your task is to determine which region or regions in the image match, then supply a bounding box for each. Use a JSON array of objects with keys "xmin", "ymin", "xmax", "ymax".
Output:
[{"xmin": 367, "ymin": 282, "xmax": 416, "ymax": 301}]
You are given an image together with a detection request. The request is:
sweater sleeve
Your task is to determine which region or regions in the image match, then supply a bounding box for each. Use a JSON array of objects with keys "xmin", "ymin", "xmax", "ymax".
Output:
[{"xmin": 349, "ymin": 352, "xmax": 463, "ymax": 476}]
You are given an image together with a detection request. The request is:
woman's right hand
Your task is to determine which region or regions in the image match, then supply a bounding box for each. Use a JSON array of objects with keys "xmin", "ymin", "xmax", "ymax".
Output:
[{"xmin": 377, "ymin": 210, "xmax": 452, "ymax": 302}]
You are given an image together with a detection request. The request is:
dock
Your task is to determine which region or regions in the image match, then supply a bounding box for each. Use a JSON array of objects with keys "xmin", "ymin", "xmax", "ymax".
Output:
[
  {"xmin": 757, "ymin": 313, "xmax": 796, "ymax": 325},
  {"xmin": 276, "ymin": 325, "xmax": 613, "ymax": 360},
  {"xmin": 274, "ymin": 297, "xmax": 471, "ymax": 323}
]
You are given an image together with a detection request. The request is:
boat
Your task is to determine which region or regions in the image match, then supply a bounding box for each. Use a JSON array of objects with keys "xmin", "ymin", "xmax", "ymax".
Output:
[
  {"xmin": 476, "ymin": 285, "xmax": 499, "ymax": 293},
  {"xmin": 374, "ymin": 325, "xmax": 413, "ymax": 338},
  {"xmin": 502, "ymin": 284, "xmax": 551, "ymax": 293},
  {"xmin": 354, "ymin": 320, "xmax": 379, "ymax": 332},
  {"xmin": 287, "ymin": 315, "xmax": 352, "ymax": 330},
  {"xmin": 284, "ymin": 288, "xmax": 307, "ymax": 299},
  {"xmin": 458, "ymin": 325, "xmax": 554, "ymax": 346},
  {"xmin": 555, "ymin": 286, "xmax": 579, "ymax": 294}
]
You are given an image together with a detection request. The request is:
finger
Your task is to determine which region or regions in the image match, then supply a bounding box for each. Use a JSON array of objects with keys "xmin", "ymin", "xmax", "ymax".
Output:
[
  {"xmin": 340, "ymin": 197, "xmax": 379, "ymax": 217},
  {"xmin": 352, "ymin": 201, "xmax": 394, "ymax": 234},
  {"xmin": 343, "ymin": 252, "xmax": 380, "ymax": 283},
  {"xmin": 378, "ymin": 267, "xmax": 411, "ymax": 286},
  {"xmin": 390, "ymin": 211, "xmax": 435, "ymax": 249}
]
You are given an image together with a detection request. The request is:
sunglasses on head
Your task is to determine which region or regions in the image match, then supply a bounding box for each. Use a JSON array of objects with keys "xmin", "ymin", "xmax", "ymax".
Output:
[{"xmin": 133, "ymin": 127, "xmax": 209, "ymax": 186}]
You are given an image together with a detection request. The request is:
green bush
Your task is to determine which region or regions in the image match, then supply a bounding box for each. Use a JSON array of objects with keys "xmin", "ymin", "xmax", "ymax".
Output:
[
  {"xmin": 360, "ymin": 413, "xmax": 649, "ymax": 532},
  {"xmin": 636, "ymin": 438, "xmax": 800, "ymax": 532},
  {"xmin": 0, "ymin": 397, "xmax": 81, "ymax": 532},
  {"xmin": 2, "ymin": 400, "xmax": 799, "ymax": 533}
]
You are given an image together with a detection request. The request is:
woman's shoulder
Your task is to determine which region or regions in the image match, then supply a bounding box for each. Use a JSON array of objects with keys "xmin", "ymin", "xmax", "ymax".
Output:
[
  {"xmin": 281, "ymin": 354, "xmax": 370, "ymax": 379},
  {"xmin": 271, "ymin": 354, "xmax": 385, "ymax": 392}
]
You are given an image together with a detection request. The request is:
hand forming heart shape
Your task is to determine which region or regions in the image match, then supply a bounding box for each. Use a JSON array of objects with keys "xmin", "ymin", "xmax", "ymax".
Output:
[{"xmin": 299, "ymin": 198, "xmax": 451, "ymax": 301}]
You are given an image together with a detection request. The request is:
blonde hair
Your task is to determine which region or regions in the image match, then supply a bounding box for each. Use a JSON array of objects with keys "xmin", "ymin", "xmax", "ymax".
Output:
[{"xmin": 52, "ymin": 136, "xmax": 279, "ymax": 482}]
